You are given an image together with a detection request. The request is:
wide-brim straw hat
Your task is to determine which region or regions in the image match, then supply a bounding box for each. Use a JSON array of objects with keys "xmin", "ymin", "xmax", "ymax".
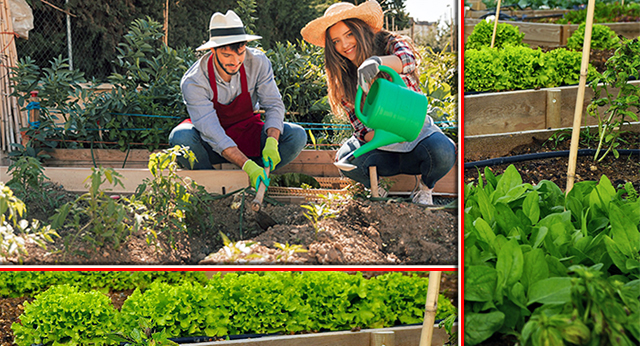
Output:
[
  {"xmin": 300, "ymin": 1, "xmax": 383, "ymax": 47},
  {"xmin": 196, "ymin": 10, "xmax": 261, "ymax": 51}
]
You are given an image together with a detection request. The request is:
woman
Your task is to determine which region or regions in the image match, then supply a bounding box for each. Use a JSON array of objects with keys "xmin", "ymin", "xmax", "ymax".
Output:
[{"xmin": 301, "ymin": 0, "xmax": 456, "ymax": 205}]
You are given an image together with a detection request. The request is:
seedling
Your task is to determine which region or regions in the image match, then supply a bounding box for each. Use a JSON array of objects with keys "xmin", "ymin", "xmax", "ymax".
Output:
[
  {"xmin": 301, "ymin": 202, "xmax": 337, "ymax": 239},
  {"xmin": 273, "ymin": 242, "xmax": 308, "ymax": 263}
]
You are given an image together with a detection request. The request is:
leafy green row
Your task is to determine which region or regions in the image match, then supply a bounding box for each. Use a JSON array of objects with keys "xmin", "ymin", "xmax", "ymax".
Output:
[
  {"xmin": 0, "ymin": 271, "xmax": 209, "ymax": 298},
  {"xmin": 11, "ymin": 271, "xmax": 457, "ymax": 345},
  {"xmin": 464, "ymin": 165, "xmax": 640, "ymax": 345},
  {"xmin": 464, "ymin": 20, "xmax": 610, "ymax": 93}
]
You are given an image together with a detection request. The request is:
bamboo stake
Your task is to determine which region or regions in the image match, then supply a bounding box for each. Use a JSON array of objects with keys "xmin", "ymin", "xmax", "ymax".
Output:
[
  {"xmin": 419, "ymin": 271, "xmax": 442, "ymax": 346},
  {"xmin": 490, "ymin": 0, "xmax": 502, "ymax": 48},
  {"xmin": 163, "ymin": 0, "xmax": 169, "ymax": 45},
  {"xmin": 566, "ymin": 0, "xmax": 596, "ymax": 193}
]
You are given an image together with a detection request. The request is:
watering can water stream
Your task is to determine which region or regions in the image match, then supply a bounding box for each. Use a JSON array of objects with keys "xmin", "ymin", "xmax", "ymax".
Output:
[{"xmin": 335, "ymin": 65, "xmax": 428, "ymax": 171}]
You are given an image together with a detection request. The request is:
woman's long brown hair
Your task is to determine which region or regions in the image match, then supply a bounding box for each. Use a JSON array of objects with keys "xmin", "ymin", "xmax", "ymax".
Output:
[{"xmin": 324, "ymin": 18, "xmax": 421, "ymax": 118}]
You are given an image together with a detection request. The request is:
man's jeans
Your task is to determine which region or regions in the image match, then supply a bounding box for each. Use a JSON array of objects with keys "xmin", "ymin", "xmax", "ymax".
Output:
[
  {"xmin": 168, "ymin": 122, "xmax": 307, "ymax": 170},
  {"xmin": 335, "ymin": 132, "xmax": 456, "ymax": 188}
]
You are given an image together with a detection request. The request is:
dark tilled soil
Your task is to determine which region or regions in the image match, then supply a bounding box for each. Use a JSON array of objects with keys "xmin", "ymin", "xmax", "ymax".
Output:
[
  {"xmin": 464, "ymin": 132, "xmax": 640, "ymax": 191},
  {"xmin": 8, "ymin": 190, "xmax": 458, "ymax": 266}
]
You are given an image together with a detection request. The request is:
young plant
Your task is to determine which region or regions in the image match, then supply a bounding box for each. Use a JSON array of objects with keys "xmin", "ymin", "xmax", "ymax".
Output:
[
  {"xmin": 217, "ymin": 232, "xmax": 263, "ymax": 264},
  {"xmin": 273, "ymin": 242, "xmax": 308, "ymax": 263},
  {"xmin": 0, "ymin": 183, "xmax": 58, "ymax": 263},
  {"xmin": 588, "ymin": 38, "xmax": 640, "ymax": 162},
  {"xmin": 50, "ymin": 167, "xmax": 141, "ymax": 251},
  {"xmin": 12, "ymin": 285, "xmax": 120, "ymax": 345},
  {"xmin": 131, "ymin": 145, "xmax": 207, "ymax": 243},
  {"xmin": 301, "ymin": 201, "xmax": 338, "ymax": 238}
]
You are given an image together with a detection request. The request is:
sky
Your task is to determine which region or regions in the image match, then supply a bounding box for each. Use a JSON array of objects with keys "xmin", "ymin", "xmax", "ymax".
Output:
[{"xmin": 404, "ymin": 0, "xmax": 456, "ymax": 23}]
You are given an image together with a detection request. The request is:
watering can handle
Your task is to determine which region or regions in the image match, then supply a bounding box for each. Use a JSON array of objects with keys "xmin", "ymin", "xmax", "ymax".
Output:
[{"xmin": 354, "ymin": 65, "xmax": 406, "ymax": 124}]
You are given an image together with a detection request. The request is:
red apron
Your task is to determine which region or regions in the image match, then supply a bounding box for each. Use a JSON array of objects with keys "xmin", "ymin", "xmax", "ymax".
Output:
[{"xmin": 181, "ymin": 54, "xmax": 264, "ymax": 157}]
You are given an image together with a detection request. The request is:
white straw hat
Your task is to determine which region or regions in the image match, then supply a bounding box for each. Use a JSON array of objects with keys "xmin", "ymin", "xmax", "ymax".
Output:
[
  {"xmin": 300, "ymin": 1, "xmax": 383, "ymax": 47},
  {"xmin": 196, "ymin": 10, "xmax": 261, "ymax": 51}
]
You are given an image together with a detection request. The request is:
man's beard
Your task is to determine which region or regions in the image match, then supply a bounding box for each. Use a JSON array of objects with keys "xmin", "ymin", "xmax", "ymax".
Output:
[{"xmin": 216, "ymin": 53, "xmax": 241, "ymax": 76}]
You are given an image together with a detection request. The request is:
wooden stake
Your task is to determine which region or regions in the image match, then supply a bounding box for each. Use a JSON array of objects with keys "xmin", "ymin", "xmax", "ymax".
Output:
[
  {"xmin": 163, "ymin": 0, "xmax": 169, "ymax": 45},
  {"xmin": 490, "ymin": 0, "xmax": 503, "ymax": 48},
  {"xmin": 566, "ymin": 0, "xmax": 596, "ymax": 193},
  {"xmin": 419, "ymin": 271, "xmax": 442, "ymax": 346},
  {"xmin": 369, "ymin": 166, "xmax": 379, "ymax": 198}
]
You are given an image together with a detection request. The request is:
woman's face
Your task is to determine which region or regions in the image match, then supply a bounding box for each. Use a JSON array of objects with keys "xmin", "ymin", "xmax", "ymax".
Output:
[{"xmin": 328, "ymin": 21, "xmax": 357, "ymax": 63}]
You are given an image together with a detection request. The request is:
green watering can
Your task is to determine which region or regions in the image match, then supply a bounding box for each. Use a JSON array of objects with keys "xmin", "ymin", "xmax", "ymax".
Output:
[{"xmin": 335, "ymin": 65, "xmax": 428, "ymax": 171}]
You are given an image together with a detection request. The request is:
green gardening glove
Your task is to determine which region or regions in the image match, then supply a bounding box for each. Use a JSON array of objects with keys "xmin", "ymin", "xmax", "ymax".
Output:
[
  {"xmin": 262, "ymin": 137, "xmax": 281, "ymax": 170},
  {"xmin": 242, "ymin": 160, "xmax": 270, "ymax": 189}
]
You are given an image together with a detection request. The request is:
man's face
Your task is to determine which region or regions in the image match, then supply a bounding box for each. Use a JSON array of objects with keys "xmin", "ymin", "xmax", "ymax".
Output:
[{"xmin": 214, "ymin": 45, "xmax": 247, "ymax": 76}]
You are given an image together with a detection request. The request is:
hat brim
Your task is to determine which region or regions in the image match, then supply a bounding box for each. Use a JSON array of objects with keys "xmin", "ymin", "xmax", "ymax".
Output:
[
  {"xmin": 300, "ymin": 1, "xmax": 383, "ymax": 47},
  {"xmin": 196, "ymin": 34, "xmax": 262, "ymax": 51}
]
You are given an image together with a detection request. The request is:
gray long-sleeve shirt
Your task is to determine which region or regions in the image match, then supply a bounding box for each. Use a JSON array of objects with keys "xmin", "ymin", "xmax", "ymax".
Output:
[{"xmin": 180, "ymin": 48, "xmax": 285, "ymax": 154}]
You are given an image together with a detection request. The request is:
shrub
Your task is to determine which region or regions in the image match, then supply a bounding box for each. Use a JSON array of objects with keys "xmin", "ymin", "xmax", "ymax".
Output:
[
  {"xmin": 465, "ymin": 20, "xmax": 526, "ymax": 50},
  {"xmin": 567, "ymin": 23, "xmax": 622, "ymax": 51},
  {"xmin": 12, "ymin": 285, "xmax": 120, "ymax": 345}
]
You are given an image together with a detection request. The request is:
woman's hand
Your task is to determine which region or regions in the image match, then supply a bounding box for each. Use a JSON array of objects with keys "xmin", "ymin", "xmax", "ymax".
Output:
[{"xmin": 357, "ymin": 56, "xmax": 382, "ymax": 93}]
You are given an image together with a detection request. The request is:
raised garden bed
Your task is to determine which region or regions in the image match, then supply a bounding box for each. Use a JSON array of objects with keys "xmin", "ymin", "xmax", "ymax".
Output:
[
  {"xmin": 464, "ymin": 18, "xmax": 640, "ymax": 47},
  {"xmin": 463, "ymin": 80, "xmax": 640, "ymax": 136}
]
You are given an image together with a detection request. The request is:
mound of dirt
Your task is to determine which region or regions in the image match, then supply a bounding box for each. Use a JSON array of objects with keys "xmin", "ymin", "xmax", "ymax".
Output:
[{"xmin": 15, "ymin": 194, "xmax": 458, "ymax": 266}]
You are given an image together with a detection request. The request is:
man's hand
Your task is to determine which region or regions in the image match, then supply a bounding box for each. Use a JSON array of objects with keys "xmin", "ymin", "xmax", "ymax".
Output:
[
  {"xmin": 357, "ymin": 56, "xmax": 382, "ymax": 93},
  {"xmin": 262, "ymin": 137, "xmax": 281, "ymax": 170},
  {"xmin": 242, "ymin": 160, "xmax": 270, "ymax": 189}
]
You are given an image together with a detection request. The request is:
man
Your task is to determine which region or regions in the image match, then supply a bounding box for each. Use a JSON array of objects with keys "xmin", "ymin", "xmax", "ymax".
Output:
[{"xmin": 169, "ymin": 10, "xmax": 307, "ymax": 190}]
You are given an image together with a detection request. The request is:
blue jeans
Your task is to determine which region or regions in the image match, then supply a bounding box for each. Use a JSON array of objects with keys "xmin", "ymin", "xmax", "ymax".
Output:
[
  {"xmin": 168, "ymin": 122, "xmax": 307, "ymax": 170},
  {"xmin": 335, "ymin": 132, "xmax": 456, "ymax": 188}
]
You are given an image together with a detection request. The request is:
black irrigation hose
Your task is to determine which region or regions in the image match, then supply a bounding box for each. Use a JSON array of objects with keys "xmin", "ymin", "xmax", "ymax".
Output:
[{"xmin": 464, "ymin": 149, "xmax": 640, "ymax": 169}]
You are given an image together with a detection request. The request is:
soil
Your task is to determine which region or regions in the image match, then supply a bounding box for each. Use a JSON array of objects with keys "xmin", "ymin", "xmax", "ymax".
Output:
[
  {"xmin": 0, "ymin": 271, "xmax": 458, "ymax": 346},
  {"xmin": 464, "ymin": 131, "xmax": 640, "ymax": 192},
  {"xmin": 7, "ymin": 188, "xmax": 458, "ymax": 266}
]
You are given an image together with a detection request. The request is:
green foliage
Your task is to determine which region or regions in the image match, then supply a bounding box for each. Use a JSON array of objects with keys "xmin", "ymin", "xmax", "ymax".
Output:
[
  {"xmin": 120, "ymin": 281, "xmax": 230, "ymax": 338},
  {"xmin": 301, "ymin": 201, "xmax": 338, "ymax": 237},
  {"xmin": 418, "ymin": 45, "xmax": 457, "ymax": 128},
  {"xmin": 464, "ymin": 45, "xmax": 597, "ymax": 92},
  {"xmin": 12, "ymin": 285, "xmax": 120, "ymax": 345},
  {"xmin": 465, "ymin": 20, "xmax": 526, "ymax": 50},
  {"xmin": 0, "ymin": 271, "xmax": 209, "ymax": 298},
  {"xmin": 49, "ymin": 167, "xmax": 141, "ymax": 250},
  {"xmin": 559, "ymin": 2, "xmax": 640, "ymax": 24},
  {"xmin": 266, "ymin": 39, "xmax": 328, "ymax": 124},
  {"xmin": 566, "ymin": 23, "xmax": 622, "ymax": 51},
  {"xmin": 9, "ymin": 272, "xmax": 457, "ymax": 341},
  {"xmin": 587, "ymin": 38, "xmax": 640, "ymax": 162},
  {"xmin": 131, "ymin": 146, "xmax": 206, "ymax": 243},
  {"xmin": 521, "ymin": 264, "xmax": 640, "ymax": 346},
  {"xmin": 481, "ymin": 0, "xmax": 637, "ymax": 11},
  {"xmin": 0, "ymin": 183, "xmax": 58, "ymax": 264},
  {"xmin": 464, "ymin": 165, "xmax": 640, "ymax": 345},
  {"xmin": 271, "ymin": 172, "xmax": 321, "ymax": 188}
]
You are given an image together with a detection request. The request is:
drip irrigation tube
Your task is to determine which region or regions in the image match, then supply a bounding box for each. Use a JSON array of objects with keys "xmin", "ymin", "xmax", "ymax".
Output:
[{"xmin": 464, "ymin": 149, "xmax": 640, "ymax": 169}]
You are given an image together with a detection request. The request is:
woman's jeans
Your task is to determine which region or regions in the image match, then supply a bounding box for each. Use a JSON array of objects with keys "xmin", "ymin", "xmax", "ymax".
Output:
[
  {"xmin": 168, "ymin": 122, "xmax": 307, "ymax": 170},
  {"xmin": 335, "ymin": 132, "xmax": 456, "ymax": 188}
]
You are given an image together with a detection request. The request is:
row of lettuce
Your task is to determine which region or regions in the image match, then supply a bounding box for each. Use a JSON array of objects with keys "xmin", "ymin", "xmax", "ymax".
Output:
[
  {"xmin": 5, "ymin": 271, "xmax": 457, "ymax": 345},
  {"xmin": 464, "ymin": 19, "xmax": 634, "ymax": 93},
  {"xmin": 464, "ymin": 165, "xmax": 640, "ymax": 345}
]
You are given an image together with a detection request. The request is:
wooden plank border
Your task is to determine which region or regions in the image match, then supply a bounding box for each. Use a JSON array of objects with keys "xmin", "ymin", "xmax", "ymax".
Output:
[
  {"xmin": 181, "ymin": 324, "xmax": 452, "ymax": 346},
  {"xmin": 20, "ymin": 149, "xmax": 458, "ymax": 195},
  {"xmin": 464, "ymin": 81, "xmax": 640, "ymax": 136},
  {"xmin": 464, "ymin": 18, "xmax": 640, "ymax": 47},
  {"xmin": 464, "ymin": 122, "xmax": 640, "ymax": 161}
]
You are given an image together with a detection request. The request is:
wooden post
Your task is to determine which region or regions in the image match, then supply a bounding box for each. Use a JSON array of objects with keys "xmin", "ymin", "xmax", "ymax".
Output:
[
  {"xmin": 566, "ymin": 0, "xmax": 596, "ymax": 193},
  {"xmin": 369, "ymin": 166, "xmax": 379, "ymax": 197},
  {"xmin": 419, "ymin": 271, "xmax": 442, "ymax": 346},
  {"xmin": 546, "ymin": 89, "xmax": 561, "ymax": 129},
  {"xmin": 163, "ymin": 0, "xmax": 169, "ymax": 45},
  {"xmin": 490, "ymin": 0, "xmax": 503, "ymax": 48},
  {"xmin": 370, "ymin": 331, "xmax": 395, "ymax": 346}
]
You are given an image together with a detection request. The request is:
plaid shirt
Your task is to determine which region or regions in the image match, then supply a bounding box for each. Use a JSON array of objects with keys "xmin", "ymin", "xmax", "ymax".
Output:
[{"xmin": 343, "ymin": 35, "xmax": 420, "ymax": 141}]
